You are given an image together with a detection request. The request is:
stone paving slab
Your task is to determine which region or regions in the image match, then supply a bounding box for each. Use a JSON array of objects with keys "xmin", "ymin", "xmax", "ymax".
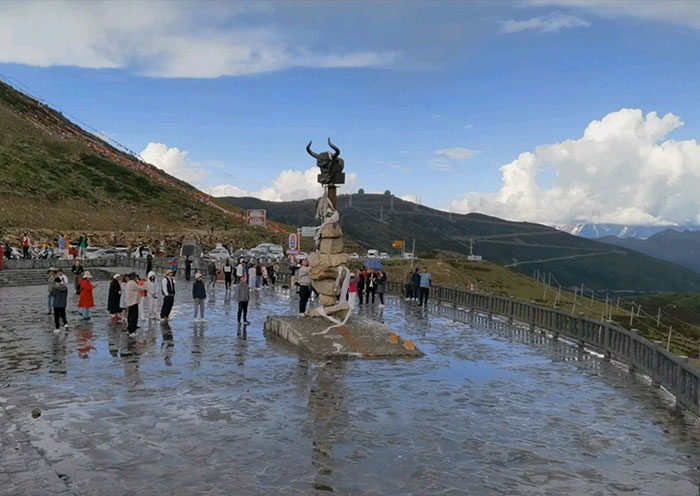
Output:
[{"xmin": 264, "ymin": 315, "xmax": 424, "ymax": 358}]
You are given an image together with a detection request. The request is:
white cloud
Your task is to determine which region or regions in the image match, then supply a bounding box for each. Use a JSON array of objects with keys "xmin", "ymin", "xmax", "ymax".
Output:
[
  {"xmin": 530, "ymin": 0, "xmax": 700, "ymax": 30},
  {"xmin": 430, "ymin": 159, "xmax": 453, "ymax": 172},
  {"xmin": 0, "ymin": 2, "xmax": 396, "ymax": 78},
  {"xmin": 500, "ymin": 12, "xmax": 590, "ymax": 33},
  {"xmin": 435, "ymin": 147, "xmax": 480, "ymax": 160},
  {"xmin": 140, "ymin": 142, "xmax": 209, "ymax": 184},
  {"xmin": 211, "ymin": 168, "xmax": 359, "ymax": 202},
  {"xmin": 375, "ymin": 161, "xmax": 412, "ymax": 173},
  {"xmin": 450, "ymin": 108, "xmax": 700, "ymax": 226}
]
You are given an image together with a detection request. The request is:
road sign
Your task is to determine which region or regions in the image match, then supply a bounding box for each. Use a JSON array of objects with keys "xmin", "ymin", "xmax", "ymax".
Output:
[
  {"xmin": 247, "ymin": 209, "xmax": 266, "ymax": 227},
  {"xmin": 393, "ymin": 240, "xmax": 404, "ymax": 248},
  {"xmin": 289, "ymin": 233, "xmax": 298, "ymax": 250},
  {"xmin": 286, "ymin": 250, "xmax": 298, "ymax": 255},
  {"xmin": 300, "ymin": 226, "xmax": 318, "ymax": 238}
]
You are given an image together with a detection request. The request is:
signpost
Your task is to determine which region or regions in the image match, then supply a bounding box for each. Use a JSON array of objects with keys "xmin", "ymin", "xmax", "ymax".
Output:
[
  {"xmin": 300, "ymin": 226, "xmax": 318, "ymax": 238},
  {"xmin": 289, "ymin": 233, "xmax": 298, "ymax": 251},
  {"xmin": 246, "ymin": 209, "xmax": 266, "ymax": 227}
]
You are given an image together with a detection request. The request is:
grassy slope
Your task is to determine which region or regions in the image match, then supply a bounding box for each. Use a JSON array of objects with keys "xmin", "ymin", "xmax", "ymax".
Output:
[
  {"xmin": 221, "ymin": 194, "xmax": 700, "ymax": 293},
  {"xmin": 0, "ymin": 81, "xmax": 293, "ymax": 247}
]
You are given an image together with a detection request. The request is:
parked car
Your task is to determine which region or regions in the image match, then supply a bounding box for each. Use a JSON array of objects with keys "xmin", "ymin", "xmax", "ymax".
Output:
[
  {"xmin": 349, "ymin": 252, "xmax": 360, "ymax": 260},
  {"xmin": 85, "ymin": 248, "xmax": 120, "ymax": 260},
  {"xmin": 132, "ymin": 247, "xmax": 151, "ymax": 258},
  {"xmin": 379, "ymin": 252, "xmax": 390, "ymax": 260},
  {"xmin": 207, "ymin": 246, "xmax": 231, "ymax": 261},
  {"xmin": 367, "ymin": 249, "xmax": 379, "ymax": 258},
  {"xmin": 402, "ymin": 252, "xmax": 417, "ymax": 259}
]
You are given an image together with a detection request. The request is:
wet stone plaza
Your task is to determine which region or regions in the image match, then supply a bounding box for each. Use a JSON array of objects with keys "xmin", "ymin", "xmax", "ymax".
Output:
[{"xmin": 1, "ymin": 279, "xmax": 699, "ymax": 495}]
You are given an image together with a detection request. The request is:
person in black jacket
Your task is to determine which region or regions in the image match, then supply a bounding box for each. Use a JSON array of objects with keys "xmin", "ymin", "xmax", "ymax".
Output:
[
  {"xmin": 192, "ymin": 272, "xmax": 207, "ymax": 321},
  {"xmin": 356, "ymin": 270, "xmax": 365, "ymax": 305},
  {"xmin": 108, "ymin": 274, "xmax": 122, "ymax": 320},
  {"xmin": 366, "ymin": 270, "xmax": 378, "ymax": 304},
  {"xmin": 50, "ymin": 277, "xmax": 69, "ymax": 332},
  {"xmin": 412, "ymin": 267, "xmax": 421, "ymax": 301}
]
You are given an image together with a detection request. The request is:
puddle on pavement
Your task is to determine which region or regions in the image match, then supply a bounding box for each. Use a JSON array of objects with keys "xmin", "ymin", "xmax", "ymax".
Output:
[{"xmin": 0, "ymin": 282, "xmax": 698, "ymax": 495}]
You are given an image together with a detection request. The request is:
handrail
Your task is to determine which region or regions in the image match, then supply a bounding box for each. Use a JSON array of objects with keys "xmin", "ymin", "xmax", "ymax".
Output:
[{"xmin": 384, "ymin": 281, "xmax": 700, "ymax": 416}]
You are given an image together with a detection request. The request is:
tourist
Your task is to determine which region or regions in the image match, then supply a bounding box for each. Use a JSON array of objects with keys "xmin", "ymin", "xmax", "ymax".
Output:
[
  {"xmin": 47, "ymin": 268, "xmax": 57, "ymax": 314},
  {"xmin": 255, "ymin": 262, "xmax": 262, "ymax": 289},
  {"xmin": 366, "ymin": 269, "xmax": 378, "ymax": 304},
  {"xmin": 78, "ymin": 233, "xmax": 88, "ymax": 259},
  {"xmin": 57, "ymin": 234, "xmax": 66, "ymax": 258},
  {"xmin": 418, "ymin": 267, "xmax": 432, "ymax": 308},
  {"xmin": 377, "ymin": 271, "xmax": 387, "ymax": 308},
  {"xmin": 125, "ymin": 272, "xmax": 141, "ymax": 335},
  {"xmin": 160, "ymin": 269, "xmax": 176, "ymax": 320},
  {"xmin": 223, "ymin": 259, "xmax": 233, "ymax": 291},
  {"xmin": 108, "ymin": 273, "xmax": 122, "ymax": 321},
  {"xmin": 22, "ymin": 233, "xmax": 31, "ymax": 259},
  {"xmin": 78, "ymin": 271, "xmax": 97, "ymax": 320},
  {"xmin": 297, "ymin": 259, "xmax": 312, "ymax": 315},
  {"xmin": 207, "ymin": 260, "xmax": 217, "ymax": 289},
  {"xmin": 50, "ymin": 276, "xmax": 68, "ymax": 332},
  {"xmin": 261, "ymin": 265, "xmax": 269, "ymax": 287},
  {"xmin": 146, "ymin": 252, "xmax": 153, "ymax": 274},
  {"xmin": 235, "ymin": 259, "xmax": 245, "ymax": 284},
  {"xmin": 137, "ymin": 275, "xmax": 147, "ymax": 320},
  {"xmin": 185, "ymin": 256, "xmax": 192, "ymax": 281},
  {"xmin": 71, "ymin": 260, "xmax": 84, "ymax": 294},
  {"xmin": 57, "ymin": 268, "xmax": 68, "ymax": 285},
  {"xmin": 119, "ymin": 275, "xmax": 128, "ymax": 321},
  {"xmin": 412, "ymin": 267, "xmax": 421, "ymax": 301},
  {"xmin": 289, "ymin": 263, "xmax": 299, "ymax": 292},
  {"xmin": 356, "ymin": 270, "xmax": 365, "ymax": 305},
  {"xmin": 192, "ymin": 272, "xmax": 207, "ymax": 322},
  {"xmin": 271, "ymin": 262, "xmax": 280, "ymax": 286},
  {"xmin": 248, "ymin": 264, "xmax": 256, "ymax": 291},
  {"xmin": 404, "ymin": 270, "xmax": 414, "ymax": 300},
  {"xmin": 0, "ymin": 243, "xmax": 4, "ymax": 270},
  {"xmin": 169, "ymin": 257, "xmax": 179, "ymax": 275},
  {"xmin": 348, "ymin": 271, "xmax": 359, "ymax": 308},
  {"xmin": 236, "ymin": 275, "xmax": 250, "ymax": 324},
  {"xmin": 146, "ymin": 271, "xmax": 159, "ymax": 320}
]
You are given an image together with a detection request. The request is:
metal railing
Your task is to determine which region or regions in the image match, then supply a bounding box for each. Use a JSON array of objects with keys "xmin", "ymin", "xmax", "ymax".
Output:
[{"xmin": 385, "ymin": 281, "xmax": 700, "ymax": 416}]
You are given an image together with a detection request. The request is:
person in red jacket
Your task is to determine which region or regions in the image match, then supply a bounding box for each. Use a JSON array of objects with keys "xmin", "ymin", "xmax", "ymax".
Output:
[{"xmin": 78, "ymin": 271, "xmax": 97, "ymax": 320}]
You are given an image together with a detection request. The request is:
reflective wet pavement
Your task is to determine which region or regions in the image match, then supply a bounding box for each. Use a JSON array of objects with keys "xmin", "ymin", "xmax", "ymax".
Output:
[{"xmin": 0, "ymin": 281, "xmax": 699, "ymax": 495}]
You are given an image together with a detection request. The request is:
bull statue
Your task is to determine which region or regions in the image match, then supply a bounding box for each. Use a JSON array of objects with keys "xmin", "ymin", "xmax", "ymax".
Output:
[{"xmin": 306, "ymin": 138, "xmax": 345, "ymax": 185}]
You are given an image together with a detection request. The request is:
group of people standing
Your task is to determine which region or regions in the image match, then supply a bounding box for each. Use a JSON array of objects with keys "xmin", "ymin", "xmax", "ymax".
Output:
[
  {"xmin": 353, "ymin": 269, "xmax": 388, "ymax": 307},
  {"xmin": 404, "ymin": 267, "xmax": 433, "ymax": 307}
]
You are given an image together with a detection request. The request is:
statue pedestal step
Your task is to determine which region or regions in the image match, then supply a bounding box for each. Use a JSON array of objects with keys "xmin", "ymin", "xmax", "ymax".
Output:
[{"xmin": 264, "ymin": 315, "xmax": 423, "ymax": 359}]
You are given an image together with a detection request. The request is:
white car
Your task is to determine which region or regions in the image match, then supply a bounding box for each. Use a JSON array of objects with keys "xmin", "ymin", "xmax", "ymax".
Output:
[
  {"xmin": 403, "ymin": 252, "xmax": 416, "ymax": 260},
  {"xmin": 207, "ymin": 247, "xmax": 231, "ymax": 261},
  {"xmin": 379, "ymin": 252, "xmax": 390, "ymax": 260},
  {"xmin": 349, "ymin": 252, "xmax": 360, "ymax": 260},
  {"xmin": 367, "ymin": 249, "xmax": 379, "ymax": 258},
  {"xmin": 132, "ymin": 247, "xmax": 151, "ymax": 258},
  {"xmin": 85, "ymin": 248, "xmax": 120, "ymax": 260}
]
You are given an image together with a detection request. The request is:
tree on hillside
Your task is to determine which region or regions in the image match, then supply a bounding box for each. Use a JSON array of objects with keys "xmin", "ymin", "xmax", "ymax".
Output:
[{"xmin": 358, "ymin": 188, "xmax": 365, "ymax": 194}]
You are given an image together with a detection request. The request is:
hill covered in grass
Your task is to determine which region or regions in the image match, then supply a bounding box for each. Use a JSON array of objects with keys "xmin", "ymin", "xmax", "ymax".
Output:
[
  {"xmin": 0, "ymin": 79, "xmax": 288, "ymax": 239},
  {"xmin": 221, "ymin": 193, "xmax": 700, "ymax": 293}
]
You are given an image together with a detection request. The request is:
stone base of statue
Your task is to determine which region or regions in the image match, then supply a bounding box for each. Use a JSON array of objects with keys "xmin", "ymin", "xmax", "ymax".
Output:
[{"xmin": 263, "ymin": 315, "xmax": 423, "ymax": 359}]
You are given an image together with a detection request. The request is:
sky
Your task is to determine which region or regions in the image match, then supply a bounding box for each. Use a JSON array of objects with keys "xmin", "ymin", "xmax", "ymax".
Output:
[{"xmin": 2, "ymin": 0, "xmax": 700, "ymax": 226}]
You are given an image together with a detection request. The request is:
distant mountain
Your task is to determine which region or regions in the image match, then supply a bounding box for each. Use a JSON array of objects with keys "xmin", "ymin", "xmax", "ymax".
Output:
[
  {"xmin": 554, "ymin": 223, "xmax": 700, "ymax": 239},
  {"xmin": 220, "ymin": 194, "xmax": 700, "ymax": 293},
  {"xmin": 599, "ymin": 229, "xmax": 700, "ymax": 274}
]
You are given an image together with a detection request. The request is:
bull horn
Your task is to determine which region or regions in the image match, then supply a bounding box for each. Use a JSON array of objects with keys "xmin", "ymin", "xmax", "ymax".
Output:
[
  {"xmin": 328, "ymin": 138, "xmax": 340, "ymax": 158},
  {"xmin": 306, "ymin": 141, "xmax": 319, "ymax": 158}
]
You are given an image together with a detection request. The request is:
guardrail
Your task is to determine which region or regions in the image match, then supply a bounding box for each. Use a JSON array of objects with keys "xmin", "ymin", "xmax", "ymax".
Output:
[{"xmin": 384, "ymin": 281, "xmax": 700, "ymax": 416}]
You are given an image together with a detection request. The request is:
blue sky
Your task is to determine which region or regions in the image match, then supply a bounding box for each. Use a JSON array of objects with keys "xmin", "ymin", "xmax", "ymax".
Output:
[{"xmin": 2, "ymin": 1, "xmax": 700, "ymax": 225}]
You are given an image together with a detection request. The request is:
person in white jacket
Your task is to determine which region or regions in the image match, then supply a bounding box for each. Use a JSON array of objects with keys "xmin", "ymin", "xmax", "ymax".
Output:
[{"xmin": 146, "ymin": 271, "xmax": 159, "ymax": 320}]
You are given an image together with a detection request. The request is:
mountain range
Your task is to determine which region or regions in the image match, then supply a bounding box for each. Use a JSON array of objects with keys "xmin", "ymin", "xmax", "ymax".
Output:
[
  {"xmin": 554, "ymin": 223, "xmax": 700, "ymax": 239},
  {"xmin": 221, "ymin": 194, "xmax": 700, "ymax": 293},
  {"xmin": 599, "ymin": 230, "xmax": 700, "ymax": 274}
]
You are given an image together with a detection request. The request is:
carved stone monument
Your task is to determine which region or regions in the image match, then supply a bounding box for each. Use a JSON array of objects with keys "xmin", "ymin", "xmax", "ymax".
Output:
[{"xmin": 263, "ymin": 139, "xmax": 422, "ymax": 359}]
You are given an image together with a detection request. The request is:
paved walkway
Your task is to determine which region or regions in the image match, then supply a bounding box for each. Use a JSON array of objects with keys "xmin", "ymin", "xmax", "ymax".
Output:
[{"xmin": 0, "ymin": 281, "xmax": 698, "ymax": 495}]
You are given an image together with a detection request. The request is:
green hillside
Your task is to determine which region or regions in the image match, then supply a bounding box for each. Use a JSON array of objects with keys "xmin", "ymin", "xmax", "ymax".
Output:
[
  {"xmin": 0, "ymin": 79, "xmax": 286, "ymax": 237},
  {"xmin": 221, "ymin": 193, "xmax": 700, "ymax": 293}
]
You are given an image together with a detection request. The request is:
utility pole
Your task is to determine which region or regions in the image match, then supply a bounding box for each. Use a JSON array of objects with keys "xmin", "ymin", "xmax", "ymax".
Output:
[
  {"xmin": 379, "ymin": 205, "xmax": 384, "ymax": 221},
  {"xmin": 667, "ymin": 326, "xmax": 673, "ymax": 351},
  {"xmin": 571, "ymin": 287, "xmax": 577, "ymax": 315},
  {"xmin": 656, "ymin": 308, "xmax": 661, "ymax": 327},
  {"xmin": 590, "ymin": 290, "xmax": 594, "ymax": 308},
  {"xmin": 629, "ymin": 305, "xmax": 634, "ymax": 327}
]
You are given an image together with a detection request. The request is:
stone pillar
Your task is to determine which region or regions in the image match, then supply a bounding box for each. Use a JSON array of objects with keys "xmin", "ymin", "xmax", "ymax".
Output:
[{"xmin": 307, "ymin": 220, "xmax": 350, "ymax": 317}]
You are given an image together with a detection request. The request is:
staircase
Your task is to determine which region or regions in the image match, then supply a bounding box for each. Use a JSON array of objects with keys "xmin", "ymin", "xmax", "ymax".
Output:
[{"xmin": 0, "ymin": 268, "xmax": 114, "ymax": 287}]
